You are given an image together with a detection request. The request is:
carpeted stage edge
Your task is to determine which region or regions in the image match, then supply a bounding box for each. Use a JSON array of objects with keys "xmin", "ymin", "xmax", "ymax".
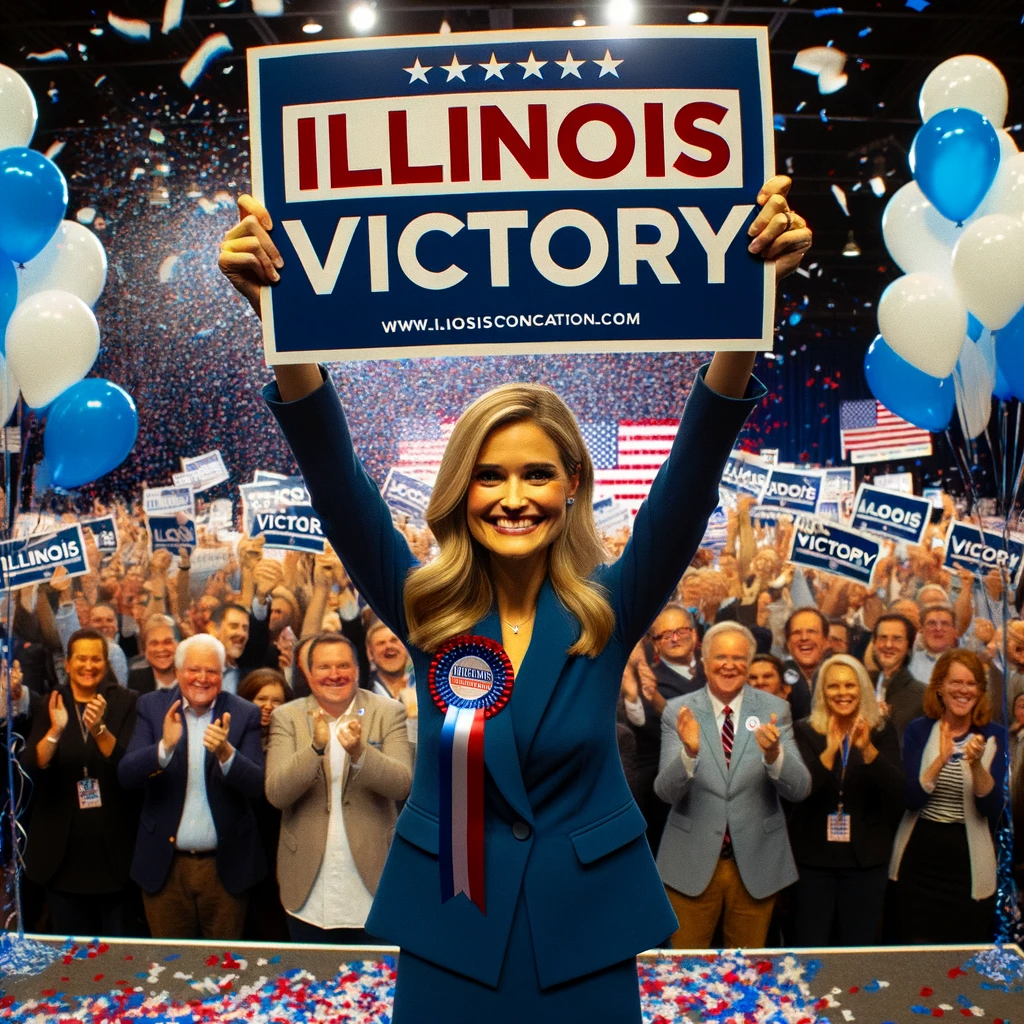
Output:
[{"xmin": 1, "ymin": 934, "xmax": 1022, "ymax": 1022}]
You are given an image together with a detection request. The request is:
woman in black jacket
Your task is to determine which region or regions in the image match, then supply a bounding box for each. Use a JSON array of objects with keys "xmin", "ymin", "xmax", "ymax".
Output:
[
  {"xmin": 23, "ymin": 628, "xmax": 138, "ymax": 936},
  {"xmin": 791, "ymin": 653, "xmax": 905, "ymax": 945}
]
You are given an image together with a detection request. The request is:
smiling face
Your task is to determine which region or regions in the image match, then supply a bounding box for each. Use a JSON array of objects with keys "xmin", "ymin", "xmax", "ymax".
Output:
[
  {"xmin": 253, "ymin": 681, "xmax": 287, "ymax": 727},
  {"xmin": 216, "ymin": 607, "xmax": 250, "ymax": 663},
  {"xmin": 748, "ymin": 659, "xmax": 785, "ymax": 696},
  {"xmin": 368, "ymin": 625, "xmax": 409, "ymax": 676},
  {"xmin": 874, "ymin": 618, "xmax": 910, "ymax": 676},
  {"xmin": 823, "ymin": 663, "xmax": 861, "ymax": 721},
  {"xmin": 922, "ymin": 609, "xmax": 957, "ymax": 655},
  {"xmin": 787, "ymin": 610, "xmax": 827, "ymax": 675},
  {"xmin": 145, "ymin": 624, "xmax": 177, "ymax": 673},
  {"xmin": 939, "ymin": 659, "xmax": 981, "ymax": 724},
  {"xmin": 177, "ymin": 645, "xmax": 223, "ymax": 714},
  {"xmin": 67, "ymin": 638, "xmax": 107, "ymax": 694},
  {"xmin": 650, "ymin": 607, "xmax": 696, "ymax": 665},
  {"xmin": 89, "ymin": 604, "xmax": 118, "ymax": 640},
  {"xmin": 704, "ymin": 630, "xmax": 752, "ymax": 704},
  {"xmin": 269, "ymin": 596, "xmax": 293, "ymax": 634},
  {"xmin": 466, "ymin": 419, "xmax": 578, "ymax": 566},
  {"xmin": 309, "ymin": 640, "xmax": 359, "ymax": 716}
]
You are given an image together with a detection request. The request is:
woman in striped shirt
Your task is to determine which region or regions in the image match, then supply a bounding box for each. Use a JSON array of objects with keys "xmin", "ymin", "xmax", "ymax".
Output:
[{"xmin": 889, "ymin": 649, "xmax": 1007, "ymax": 943}]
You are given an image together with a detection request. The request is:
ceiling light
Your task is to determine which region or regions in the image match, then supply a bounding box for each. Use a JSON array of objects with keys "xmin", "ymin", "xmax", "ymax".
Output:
[
  {"xmin": 607, "ymin": 0, "xmax": 636, "ymax": 25},
  {"xmin": 687, "ymin": 10, "xmax": 709, "ymax": 22},
  {"xmin": 302, "ymin": 18, "xmax": 323, "ymax": 34},
  {"xmin": 573, "ymin": 13, "xmax": 587, "ymax": 26},
  {"xmin": 842, "ymin": 230, "xmax": 861, "ymax": 258},
  {"xmin": 349, "ymin": 2, "xmax": 376, "ymax": 32}
]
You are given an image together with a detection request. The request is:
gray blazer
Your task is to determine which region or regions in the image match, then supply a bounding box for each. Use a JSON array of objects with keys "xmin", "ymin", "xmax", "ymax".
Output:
[{"xmin": 654, "ymin": 685, "xmax": 811, "ymax": 900}]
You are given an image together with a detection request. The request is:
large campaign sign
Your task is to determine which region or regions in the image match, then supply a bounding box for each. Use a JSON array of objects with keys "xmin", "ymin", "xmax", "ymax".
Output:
[
  {"xmin": 720, "ymin": 450, "xmax": 770, "ymax": 498},
  {"xmin": 850, "ymin": 485, "xmax": 931, "ymax": 546},
  {"xmin": 248, "ymin": 26, "xmax": 774, "ymax": 363},
  {"xmin": 943, "ymin": 521, "xmax": 1024, "ymax": 586},
  {"xmin": 787, "ymin": 517, "xmax": 881, "ymax": 586},
  {"xmin": 240, "ymin": 477, "xmax": 326, "ymax": 553},
  {"xmin": 758, "ymin": 466, "xmax": 822, "ymax": 515},
  {"xmin": 0, "ymin": 525, "xmax": 89, "ymax": 591},
  {"xmin": 148, "ymin": 515, "xmax": 198, "ymax": 553}
]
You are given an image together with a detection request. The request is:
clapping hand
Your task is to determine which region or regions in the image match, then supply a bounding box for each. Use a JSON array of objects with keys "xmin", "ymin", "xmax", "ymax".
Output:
[
  {"xmin": 312, "ymin": 708, "xmax": 331, "ymax": 752},
  {"xmin": 203, "ymin": 711, "xmax": 234, "ymax": 763},
  {"xmin": 163, "ymin": 699, "xmax": 184, "ymax": 752},
  {"xmin": 337, "ymin": 717, "xmax": 363, "ymax": 761},
  {"xmin": 82, "ymin": 693, "xmax": 107, "ymax": 736},
  {"xmin": 938, "ymin": 718, "xmax": 955, "ymax": 764},
  {"xmin": 47, "ymin": 690, "xmax": 68, "ymax": 735},
  {"xmin": 963, "ymin": 732, "xmax": 986, "ymax": 765},
  {"xmin": 676, "ymin": 705, "xmax": 701, "ymax": 758},
  {"xmin": 755, "ymin": 712, "xmax": 782, "ymax": 763}
]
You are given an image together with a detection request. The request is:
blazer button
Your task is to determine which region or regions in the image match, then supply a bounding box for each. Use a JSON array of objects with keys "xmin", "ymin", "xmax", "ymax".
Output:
[{"xmin": 512, "ymin": 821, "xmax": 531, "ymax": 841}]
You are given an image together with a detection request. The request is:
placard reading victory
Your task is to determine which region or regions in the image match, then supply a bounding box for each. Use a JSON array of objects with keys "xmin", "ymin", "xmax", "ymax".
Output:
[{"xmin": 248, "ymin": 26, "xmax": 774, "ymax": 362}]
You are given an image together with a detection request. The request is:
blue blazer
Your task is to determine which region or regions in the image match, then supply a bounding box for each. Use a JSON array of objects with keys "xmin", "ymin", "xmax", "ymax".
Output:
[
  {"xmin": 117, "ymin": 687, "xmax": 267, "ymax": 895},
  {"xmin": 266, "ymin": 364, "xmax": 762, "ymax": 989}
]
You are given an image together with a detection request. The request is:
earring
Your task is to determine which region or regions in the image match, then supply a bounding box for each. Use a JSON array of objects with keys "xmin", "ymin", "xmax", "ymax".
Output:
[{"xmin": 566, "ymin": 498, "xmax": 575, "ymax": 507}]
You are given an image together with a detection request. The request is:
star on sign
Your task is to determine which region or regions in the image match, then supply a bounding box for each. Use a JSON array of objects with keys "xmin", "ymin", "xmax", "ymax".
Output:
[
  {"xmin": 441, "ymin": 53, "xmax": 471, "ymax": 81},
  {"xmin": 517, "ymin": 50, "xmax": 547, "ymax": 79},
  {"xmin": 479, "ymin": 52, "xmax": 509, "ymax": 80},
  {"xmin": 403, "ymin": 57, "xmax": 432, "ymax": 84},
  {"xmin": 555, "ymin": 50, "xmax": 585, "ymax": 79},
  {"xmin": 593, "ymin": 49, "xmax": 623, "ymax": 77}
]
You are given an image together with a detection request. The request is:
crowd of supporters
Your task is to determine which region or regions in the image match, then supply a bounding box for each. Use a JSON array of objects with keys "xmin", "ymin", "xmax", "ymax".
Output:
[{"xmin": 1, "ymin": 488, "xmax": 1021, "ymax": 947}]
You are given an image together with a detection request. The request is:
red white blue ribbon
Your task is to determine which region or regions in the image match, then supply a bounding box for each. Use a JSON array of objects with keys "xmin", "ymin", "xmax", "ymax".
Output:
[{"xmin": 429, "ymin": 635, "xmax": 513, "ymax": 915}]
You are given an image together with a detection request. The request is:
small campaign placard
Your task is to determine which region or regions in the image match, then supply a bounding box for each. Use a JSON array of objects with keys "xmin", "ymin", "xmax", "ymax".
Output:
[
  {"xmin": 382, "ymin": 468, "xmax": 434, "ymax": 522},
  {"xmin": 174, "ymin": 450, "xmax": 230, "ymax": 493},
  {"xmin": 758, "ymin": 466, "xmax": 823, "ymax": 515},
  {"xmin": 148, "ymin": 515, "xmax": 197, "ymax": 553},
  {"xmin": 248, "ymin": 25, "xmax": 774, "ymax": 363},
  {"xmin": 143, "ymin": 486, "xmax": 195, "ymax": 517},
  {"xmin": 0, "ymin": 524, "xmax": 90, "ymax": 591},
  {"xmin": 943, "ymin": 521, "xmax": 1024, "ymax": 586},
  {"xmin": 240, "ymin": 476, "xmax": 325, "ymax": 552},
  {"xmin": 720, "ymin": 450, "xmax": 770, "ymax": 498},
  {"xmin": 81, "ymin": 515, "xmax": 119, "ymax": 553},
  {"xmin": 787, "ymin": 516, "xmax": 882, "ymax": 585},
  {"xmin": 850, "ymin": 485, "xmax": 931, "ymax": 546}
]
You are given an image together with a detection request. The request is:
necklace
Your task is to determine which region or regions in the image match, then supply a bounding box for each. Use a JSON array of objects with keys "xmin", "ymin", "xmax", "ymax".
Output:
[{"xmin": 502, "ymin": 613, "xmax": 535, "ymax": 636}]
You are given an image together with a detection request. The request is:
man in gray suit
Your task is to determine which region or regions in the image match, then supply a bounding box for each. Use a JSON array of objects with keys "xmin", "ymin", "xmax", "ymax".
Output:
[
  {"xmin": 265, "ymin": 632, "xmax": 412, "ymax": 943},
  {"xmin": 655, "ymin": 621, "xmax": 810, "ymax": 948}
]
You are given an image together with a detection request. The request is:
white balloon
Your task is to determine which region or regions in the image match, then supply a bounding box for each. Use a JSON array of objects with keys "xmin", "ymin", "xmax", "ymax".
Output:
[
  {"xmin": 877, "ymin": 273, "xmax": 967, "ymax": 379},
  {"xmin": 881, "ymin": 181, "xmax": 960, "ymax": 280},
  {"xmin": 978, "ymin": 152, "xmax": 1024, "ymax": 221},
  {"xmin": 4, "ymin": 290, "xmax": 99, "ymax": 409},
  {"xmin": 0, "ymin": 63, "xmax": 38, "ymax": 150},
  {"xmin": 954, "ymin": 338, "xmax": 994, "ymax": 439},
  {"xmin": 998, "ymin": 129, "xmax": 1019, "ymax": 162},
  {"xmin": 0, "ymin": 351, "xmax": 20, "ymax": 425},
  {"xmin": 18, "ymin": 221, "xmax": 107, "ymax": 307},
  {"xmin": 951, "ymin": 214, "xmax": 1024, "ymax": 330},
  {"xmin": 919, "ymin": 55, "xmax": 1007, "ymax": 127}
]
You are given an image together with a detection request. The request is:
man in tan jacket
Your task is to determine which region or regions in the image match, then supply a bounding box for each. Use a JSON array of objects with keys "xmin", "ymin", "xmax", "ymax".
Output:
[{"xmin": 265, "ymin": 631, "xmax": 412, "ymax": 942}]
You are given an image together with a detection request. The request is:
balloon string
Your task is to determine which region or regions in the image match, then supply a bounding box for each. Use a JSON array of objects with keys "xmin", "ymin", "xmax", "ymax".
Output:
[{"xmin": 1000, "ymin": 401, "xmax": 1009, "ymax": 518}]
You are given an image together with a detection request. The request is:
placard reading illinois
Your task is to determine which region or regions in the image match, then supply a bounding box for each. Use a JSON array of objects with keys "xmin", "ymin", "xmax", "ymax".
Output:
[{"xmin": 248, "ymin": 26, "xmax": 774, "ymax": 363}]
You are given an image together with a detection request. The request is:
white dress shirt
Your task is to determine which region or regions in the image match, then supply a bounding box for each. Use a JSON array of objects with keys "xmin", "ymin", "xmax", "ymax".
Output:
[
  {"xmin": 679, "ymin": 688, "xmax": 784, "ymax": 779},
  {"xmin": 291, "ymin": 699, "xmax": 372, "ymax": 930}
]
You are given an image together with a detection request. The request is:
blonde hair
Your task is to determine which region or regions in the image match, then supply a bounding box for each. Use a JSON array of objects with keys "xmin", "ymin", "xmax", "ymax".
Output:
[
  {"xmin": 810, "ymin": 654, "xmax": 881, "ymax": 735},
  {"xmin": 404, "ymin": 383, "xmax": 614, "ymax": 657}
]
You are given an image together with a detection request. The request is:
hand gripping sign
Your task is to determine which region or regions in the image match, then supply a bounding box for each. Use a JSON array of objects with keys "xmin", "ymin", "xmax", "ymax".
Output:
[{"xmin": 248, "ymin": 25, "xmax": 774, "ymax": 363}]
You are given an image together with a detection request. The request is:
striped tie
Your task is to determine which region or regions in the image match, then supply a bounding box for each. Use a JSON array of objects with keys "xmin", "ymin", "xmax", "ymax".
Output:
[{"xmin": 721, "ymin": 705, "xmax": 734, "ymax": 767}]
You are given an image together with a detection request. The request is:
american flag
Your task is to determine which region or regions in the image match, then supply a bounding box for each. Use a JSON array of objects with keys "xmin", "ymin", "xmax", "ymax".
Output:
[
  {"xmin": 586, "ymin": 419, "xmax": 680, "ymax": 516},
  {"xmin": 394, "ymin": 418, "xmax": 457, "ymax": 483},
  {"xmin": 839, "ymin": 399, "xmax": 933, "ymax": 465}
]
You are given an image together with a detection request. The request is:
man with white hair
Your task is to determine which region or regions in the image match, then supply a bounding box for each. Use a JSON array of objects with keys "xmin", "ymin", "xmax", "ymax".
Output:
[
  {"xmin": 655, "ymin": 621, "xmax": 810, "ymax": 949},
  {"xmin": 119, "ymin": 633, "xmax": 266, "ymax": 939}
]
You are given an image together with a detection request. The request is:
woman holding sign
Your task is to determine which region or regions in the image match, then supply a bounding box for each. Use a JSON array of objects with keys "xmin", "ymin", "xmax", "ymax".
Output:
[{"xmin": 219, "ymin": 179, "xmax": 810, "ymax": 1021}]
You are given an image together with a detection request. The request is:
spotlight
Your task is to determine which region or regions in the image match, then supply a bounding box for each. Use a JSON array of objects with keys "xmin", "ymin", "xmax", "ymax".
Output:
[
  {"xmin": 302, "ymin": 18, "xmax": 323, "ymax": 34},
  {"xmin": 349, "ymin": 2, "xmax": 376, "ymax": 32},
  {"xmin": 607, "ymin": 0, "xmax": 636, "ymax": 25},
  {"xmin": 573, "ymin": 14, "xmax": 587, "ymax": 26},
  {"xmin": 842, "ymin": 230, "xmax": 861, "ymax": 258},
  {"xmin": 687, "ymin": 10, "xmax": 709, "ymax": 22}
]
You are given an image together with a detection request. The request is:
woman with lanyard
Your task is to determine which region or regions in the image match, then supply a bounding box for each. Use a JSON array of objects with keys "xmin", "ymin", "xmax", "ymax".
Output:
[
  {"xmin": 789, "ymin": 654, "xmax": 904, "ymax": 945},
  {"xmin": 889, "ymin": 648, "xmax": 1006, "ymax": 943},
  {"xmin": 218, "ymin": 178, "xmax": 810, "ymax": 1022},
  {"xmin": 23, "ymin": 628, "xmax": 138, "ymax": 936}
]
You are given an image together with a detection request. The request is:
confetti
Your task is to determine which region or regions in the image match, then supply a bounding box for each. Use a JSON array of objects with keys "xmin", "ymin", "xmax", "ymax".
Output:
[
  {"xmin": 181, "ymin": 33, "xmax": 233, "ymax": 88},
  {"xmin": 162, "ymin": 0, "xmax": 184, "ymax": 34},
  {"xmin": 149, "ymin": 127, "xmax": 166, "ymax": 143},
  {"xmin": 831, "ymin": 184, "xmax": 850, "ymax": 216},
  {"xmin": 774, "ymin": 114, "xmax": 787, "ymax": 131},
  {"xmin": 107, "ymin": 11, "xmax": 152, "ymax": 40},
  {"xmin": 905, "ymin": 0, "xmax": 930, "ymax": 9},
  {"xmin": 814, "ymin": 6, "xmax": 844, "ymax": 15},
  {"xmin": 793, "ymin": 46, "xmax": 848, "ymax": 94},
  {"xmin": 858, "ymin": 26, "xmax": 872, "ymax": 36},
  {"xmin": 252, "ymin": 0, "xmax": 284, "ymax": 13},
  {"xmin": 26, "ymin": 49, "xmax": 68, "ymax": 62},
  {"xmin": 94, "ymin": 74, "xmax": 107, "ymax": 87}
]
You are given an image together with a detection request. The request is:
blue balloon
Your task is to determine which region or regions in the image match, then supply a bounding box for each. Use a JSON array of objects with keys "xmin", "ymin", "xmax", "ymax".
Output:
[
  {"xmin": 44, "ymin": 379, "xmax": 137, "ymax": 489},
  {"xmin": 0, "ymin": 252, "xmax": 16, "ymax": 355},
  {"xmin": 967, "ymin": 312, "xmax": 984, "ymax": 342},
  {"xmin": 994, "ymin": 302, "xmax": 1024, "ymax": 401},
  {"xmin": 912, "ymin": 108, "xmax": 1000, "ymax": 225},
  {"xmin": 995, "ymin": 364, "xmax": 1015, "ymax": 401},
  {"xmin": 0, "ymin": 147, "xmax": 68, "ymax": 264},
  {"xmin": 864, "ymin": 335, "xmax": 954, "ymax": 432}
]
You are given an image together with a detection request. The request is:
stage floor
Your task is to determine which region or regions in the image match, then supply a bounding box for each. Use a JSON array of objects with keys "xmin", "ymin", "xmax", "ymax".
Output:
[{"xmin": 1, "ymin": 935, "xmax": 1022, "ymax": 1022}]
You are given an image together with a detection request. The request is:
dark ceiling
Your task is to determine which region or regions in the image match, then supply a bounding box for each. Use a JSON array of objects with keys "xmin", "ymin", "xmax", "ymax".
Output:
[{"xmin": 1, "ymin": 0, "xmax": 1022, "ymax": 323}]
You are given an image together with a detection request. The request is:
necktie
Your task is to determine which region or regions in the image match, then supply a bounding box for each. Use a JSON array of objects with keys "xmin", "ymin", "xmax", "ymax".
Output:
[{"xmin": 721, "ymin": 706, "xmax": 734, "ymax": 856}]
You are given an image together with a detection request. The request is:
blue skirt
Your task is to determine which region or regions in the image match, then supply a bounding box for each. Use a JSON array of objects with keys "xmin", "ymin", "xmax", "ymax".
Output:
[{"xmin": 392, "ymin": 893, "xmax": 643, "ymax": 1024}]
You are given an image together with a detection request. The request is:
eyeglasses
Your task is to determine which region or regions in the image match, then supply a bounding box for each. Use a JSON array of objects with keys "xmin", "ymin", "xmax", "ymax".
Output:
[{"xmin": 652, "ymin": 627, "xmax": 694, "ymax": 642}]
